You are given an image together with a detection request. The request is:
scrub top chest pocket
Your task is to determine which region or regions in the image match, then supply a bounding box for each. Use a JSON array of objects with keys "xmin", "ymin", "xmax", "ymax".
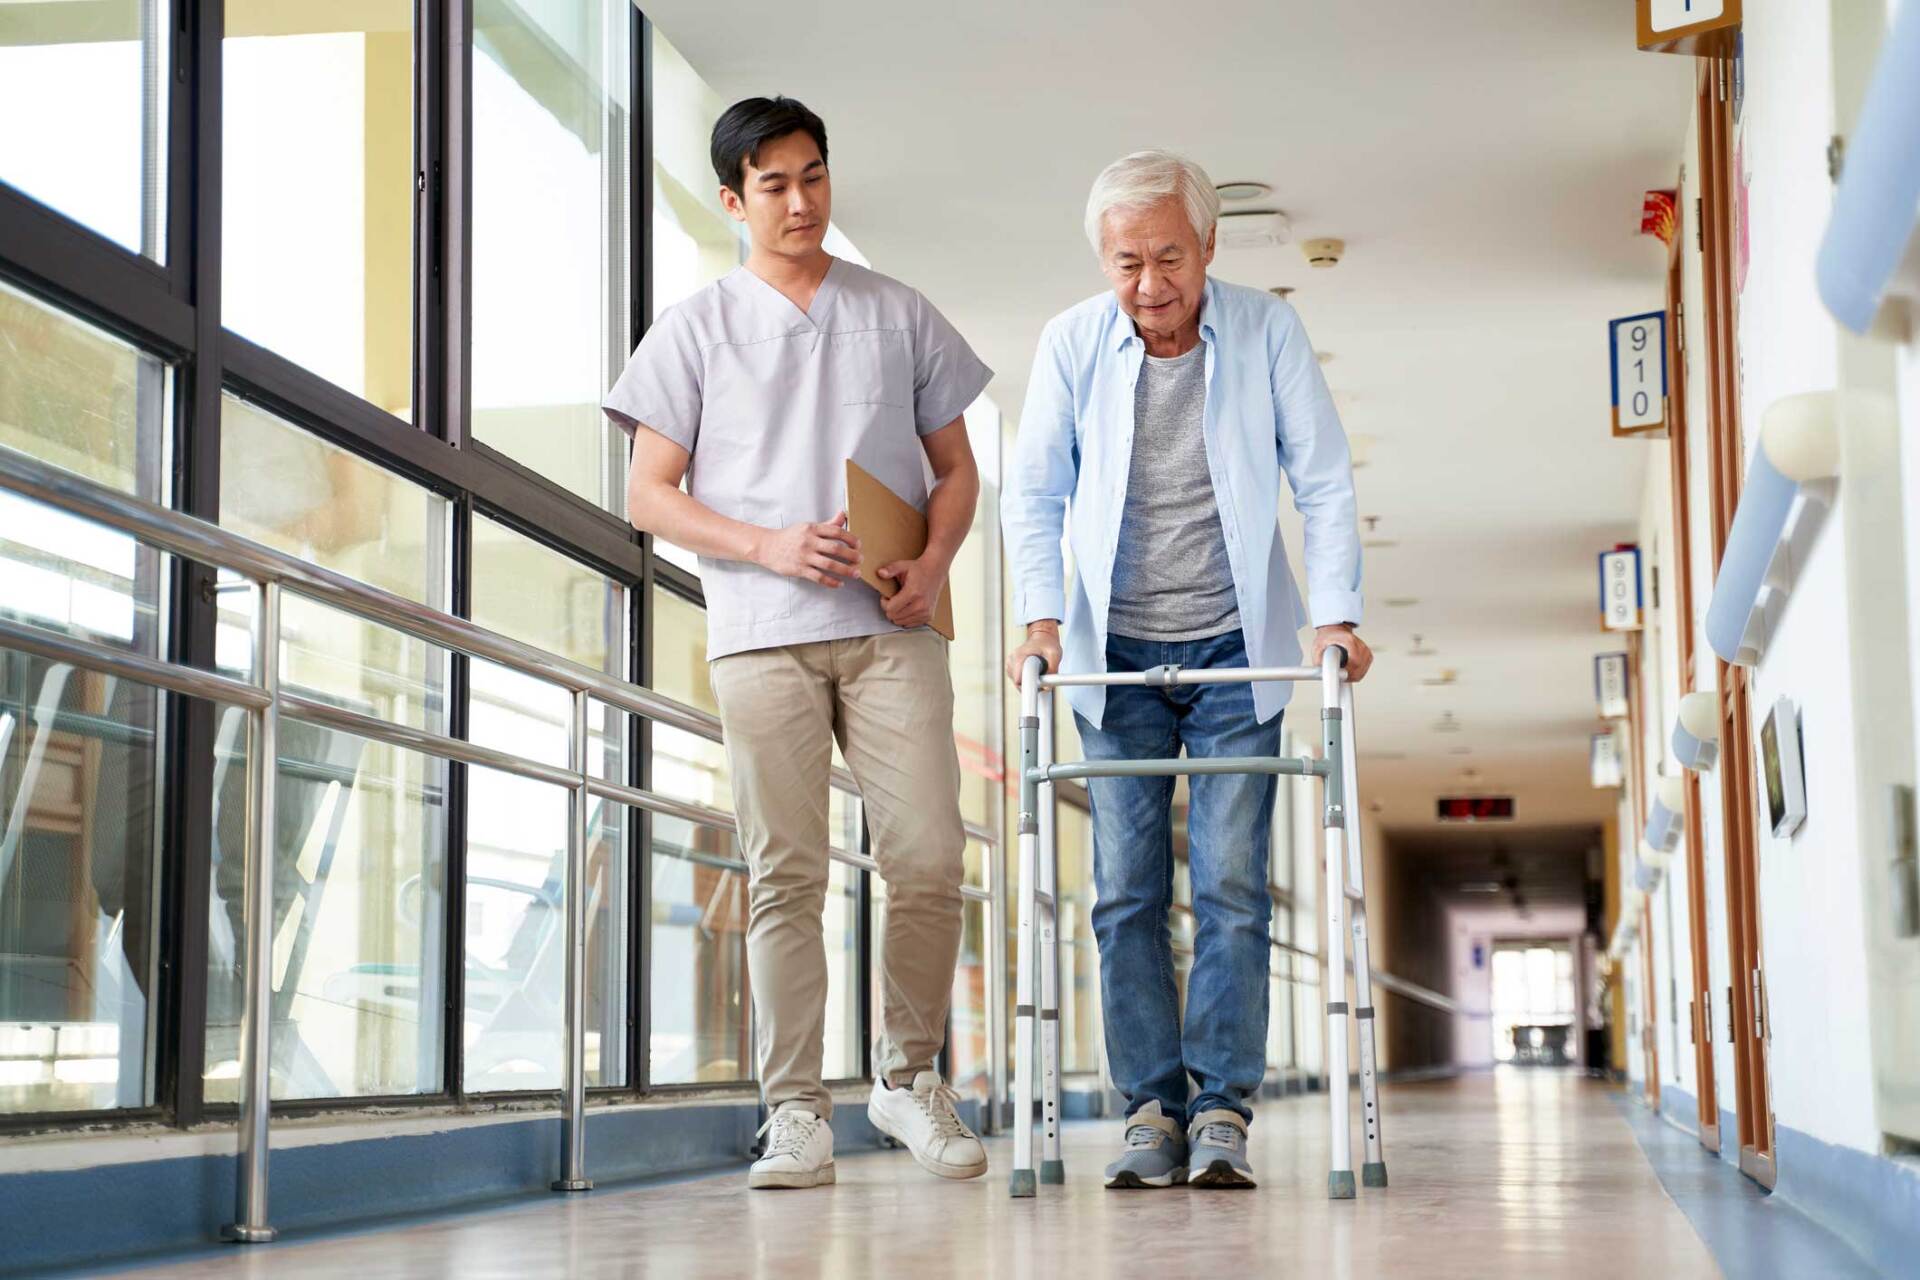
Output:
[{"xmin": 830, "ymin": 329, "xmax": 912, "ymax": 408}]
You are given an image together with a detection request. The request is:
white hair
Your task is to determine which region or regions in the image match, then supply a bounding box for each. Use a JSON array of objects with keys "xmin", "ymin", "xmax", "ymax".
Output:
[{"xmin": 1083, "ymin": 150, "xmax": 1221, "ymax": 256}]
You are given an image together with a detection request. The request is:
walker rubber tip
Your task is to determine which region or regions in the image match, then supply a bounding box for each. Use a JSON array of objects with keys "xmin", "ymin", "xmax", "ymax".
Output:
[
  {"xmin": 1328, "ymin": 1170, "xmax": 1357, "ymax": 1200},
  {"xmin": 1040, "ymin": 1159, "xmax": 1066, "ymax": 1184},
  {"xmin": 1010, "ymin": 1169, "xmax": 1038, "ymax": 1198},
  {"xmin": 551, "ymin": 1178, "xmax": 593, "ymax": 1193},
  {"xmin": 1362, "ymin": 1162, "xmax": 1389, "ymax": 1188}
]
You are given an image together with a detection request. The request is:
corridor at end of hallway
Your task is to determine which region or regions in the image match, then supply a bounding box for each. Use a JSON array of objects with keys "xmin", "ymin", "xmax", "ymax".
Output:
[{"xmin": 114, "ymin": 1071, "xmax": 1879, "ymax": 1279}]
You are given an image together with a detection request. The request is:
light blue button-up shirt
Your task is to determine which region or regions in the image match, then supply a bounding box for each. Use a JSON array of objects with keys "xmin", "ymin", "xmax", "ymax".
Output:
[{"xmin": 1001, "ymin": 276, "xmax": 1363, "ymax": 729}]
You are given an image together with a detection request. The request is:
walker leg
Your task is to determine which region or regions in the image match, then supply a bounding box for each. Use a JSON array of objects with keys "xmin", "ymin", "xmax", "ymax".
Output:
[
  {"xmin": 1038, "ymin": 696, "xmax": 1064, "ymax": 1184},
  {"xmin": 1341, "ymin": 680, "xmax": 1388, "ymax": 1188},
  {"xmin": 1010, "ymin": 666, "xmax": 1043, "ymax": 1198},
  {"xmin": 1321, "ymin": 657, "xmax": 1355, "ymax": 1200}
]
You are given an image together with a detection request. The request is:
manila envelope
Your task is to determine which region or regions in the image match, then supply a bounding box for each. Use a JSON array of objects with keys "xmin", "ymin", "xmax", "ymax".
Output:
[{"xmin": 844, "ymin": 459, "xmax": 956, "ymax": 641}]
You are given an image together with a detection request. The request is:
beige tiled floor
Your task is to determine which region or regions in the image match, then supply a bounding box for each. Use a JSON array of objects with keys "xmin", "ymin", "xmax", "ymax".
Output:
[{"xmin": 126, "ymin": 1071, "xmax": 1721, "ymax": 1279}]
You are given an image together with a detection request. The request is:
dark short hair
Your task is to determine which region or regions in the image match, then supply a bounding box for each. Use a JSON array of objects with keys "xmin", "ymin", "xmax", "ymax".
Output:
[{"xmin": 710, "ymin": 96, "xmax": 829, "ymax": 195}]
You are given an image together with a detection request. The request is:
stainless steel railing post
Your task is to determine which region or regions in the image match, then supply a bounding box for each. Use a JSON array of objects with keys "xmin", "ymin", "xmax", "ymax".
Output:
[
  {"xmin": 554, "ymin": 686, "xmax": 593, "ymax": 1192},
  {"xmin": 225, "ymin": 580, "xmax": 281, "ymax": 1244}
]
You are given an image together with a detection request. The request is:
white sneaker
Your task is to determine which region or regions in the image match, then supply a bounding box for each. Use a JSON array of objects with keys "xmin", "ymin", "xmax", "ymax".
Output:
[
  {"xmin": 869, "ymin": 1071, "xmax": 989, "ymax": 1180},
  {"xmin": 749, "ymin": 1108, "xmax": 835, "ymax": 1189}
]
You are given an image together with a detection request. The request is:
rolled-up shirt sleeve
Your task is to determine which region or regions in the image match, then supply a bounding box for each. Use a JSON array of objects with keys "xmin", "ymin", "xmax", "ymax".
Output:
[
  {"xmin": 910, "ymin": 291, "xmax": 994, "ymax": 435},
  {"xmin": 603, "ymin": 305, "xmax": 703, "ymax": 451},
  {"xmin": 1002, "ymin": 318, "xmax": 1077, "ymax": 625},
  {"xmin": 1271, "ymin": 307, "xmax": 1363, "ymax": 628}
]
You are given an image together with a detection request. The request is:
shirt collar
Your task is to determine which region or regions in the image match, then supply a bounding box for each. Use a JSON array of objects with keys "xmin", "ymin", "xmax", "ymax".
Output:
[{"xmin": 1107, "ymin": 276, "xmax": 1220, "ymax": 352}]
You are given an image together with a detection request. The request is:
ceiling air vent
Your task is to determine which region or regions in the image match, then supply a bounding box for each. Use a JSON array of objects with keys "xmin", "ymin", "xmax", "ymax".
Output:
[{"xmin": 1218, "ymin": 208, "xmax": 1292, "ymax": 250}]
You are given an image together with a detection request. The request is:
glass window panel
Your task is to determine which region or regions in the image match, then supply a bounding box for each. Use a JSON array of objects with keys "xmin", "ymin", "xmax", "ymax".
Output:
[
  {"xmin": 823, "ymin": 859, "xmax": 860, "ymax": 1081},
  {"xmin": 0, "ymin": 281, "xmax": 171, "ymax": 656},
  {"xmin": 1056, "ymin": 802, "xmax": 1101, "ymax": 1076},
  {"xmin": 647, "ymin": 26, "xmax": 742, "ymax": 320},
  {"xmin": 461, "ymin": 763, "xmax": 624, "ymax": 1091},
  {"xmin": 644, "ymin": 27, "xmax": 742, "ymax": 578},
  {"xmin": 949, "ymin": 412, "xmax": 1000, "ymax": 834},
  {"xmin": 0, "ymin": 1, "xmax": 168, "ymax": 259},
  {"xmin": 472, "ymin": 0, "xmax": 631, "ymax": 514},
  {"xmin": 949, "ymin": 898, "xmax": 990, "ymax": 1100},
  {"xmin": 649, "ymin": 814, "xmax": 748, "ymax": 1084},
  {"xmin": 223, "ymin": 2, "xmax": 414, "ymax": 418},
  {"xmin": 0, "ymin": 656, "xmax": 162, "ymax": 1112},
  {"xmin": 215, "ymin": 395, "xmax": 451, "ymax": 733},
  {"xmin": 202, "ymin": 408, "xmax": 454, "ymax": 1101},
  {"xmin": 203, "ymin": 713, "xmax": 447, "ymax": 1102},
  {"xmin": 466, "ymin": 515, "xmax": 627, "ymax": 1088}
]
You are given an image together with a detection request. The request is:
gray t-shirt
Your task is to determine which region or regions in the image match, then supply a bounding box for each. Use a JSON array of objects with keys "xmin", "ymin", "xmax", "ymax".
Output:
[
  {"xmin": 603, "ymin": 258, "xmax": 992, "ymax": 660},
  {"xmin": 1107, "ymin": 343, "xmax": 1241, "ymax": 641}
]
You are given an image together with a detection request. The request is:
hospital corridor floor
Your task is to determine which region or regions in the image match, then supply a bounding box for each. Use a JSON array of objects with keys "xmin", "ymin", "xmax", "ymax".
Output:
[{"xmin": 117, "ymin": 1071, "xmax": 1881, "ymax": 1279}]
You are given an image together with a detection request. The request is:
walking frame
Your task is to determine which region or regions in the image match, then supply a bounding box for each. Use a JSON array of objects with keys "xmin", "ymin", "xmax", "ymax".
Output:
[{"xmin": 1008, "ymin": 646, "xmax": 1387, "ymax": 1200}]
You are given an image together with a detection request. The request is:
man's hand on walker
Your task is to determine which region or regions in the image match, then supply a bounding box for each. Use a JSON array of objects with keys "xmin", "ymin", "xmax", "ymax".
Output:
[
  {"xmin": 1005, "ymin": 621, "xmax": 1063, "ymax": 688},
  {"xmin": 1313, "ymin": 624, "xmax": 1373, "ymax": 682}
]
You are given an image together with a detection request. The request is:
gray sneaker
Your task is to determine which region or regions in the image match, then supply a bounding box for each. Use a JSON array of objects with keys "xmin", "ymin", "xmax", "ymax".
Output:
[
  {"xmin": 1103, "ymin": 1100, "xmax": 1189, "ymax": 1189},
  {"xmin": 1187, "ymin": 1108, "xmax": 1257, "ymax": 1188}
]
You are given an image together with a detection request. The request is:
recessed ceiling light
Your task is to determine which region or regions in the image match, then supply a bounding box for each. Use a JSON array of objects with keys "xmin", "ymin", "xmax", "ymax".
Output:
[
  {"xmin": 1384, "ymin": 597, "xmax": 1419, "ymax": 608},
  {"xmin": 1268, "ymin": 285, "xmax": 1296, "ymax": 299},
  {"xmin": 1316, "ymin": 351, "xmax": 1335, "ymax": 365},
  {"xmin": 1448, "ymin": 746, "xmax": 1473, "ymax": 756},
  {"xmin": 1216, "ymin": 180, "xmax": 1273, "ymax": 201},
  {"xmin": 1363, "ymin": 538, "xmax": 1399, "ymax": 550}
]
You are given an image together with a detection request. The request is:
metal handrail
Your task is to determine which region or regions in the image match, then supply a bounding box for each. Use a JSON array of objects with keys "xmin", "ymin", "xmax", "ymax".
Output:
[{"xmin": 0, "ymin": 443, "xmax": 1000, "ymax": 1237}]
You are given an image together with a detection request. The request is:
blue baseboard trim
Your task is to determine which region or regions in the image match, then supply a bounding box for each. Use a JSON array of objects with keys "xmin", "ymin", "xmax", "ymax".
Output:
[
  {"xmin": 1773, "ymin": 1123, "xmax": 1920, "ymax": 1280},
  {"xmin": 1616, "ymin": 1092, "xmax": 1880, "ymax": 1278},
  {"xmin": 1660, "ymin": 1084, "xmax": 1699, "ymax": 1137},
  {"xmin": 0, "ymin": 1096, "xmax": 980, "ymax": 1278}
]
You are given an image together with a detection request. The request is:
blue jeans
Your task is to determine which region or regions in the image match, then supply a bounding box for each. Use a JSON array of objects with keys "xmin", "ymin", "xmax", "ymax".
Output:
[{"xmin": 1077, "ymin": 629, "xmax": 1279, "ymax": 1127}]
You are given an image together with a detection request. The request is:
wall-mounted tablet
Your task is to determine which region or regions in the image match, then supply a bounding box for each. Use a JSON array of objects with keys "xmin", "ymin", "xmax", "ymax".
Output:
[{"xmin": 1760, "ymin": 696, "xmax": 1807, "ymax": 839}]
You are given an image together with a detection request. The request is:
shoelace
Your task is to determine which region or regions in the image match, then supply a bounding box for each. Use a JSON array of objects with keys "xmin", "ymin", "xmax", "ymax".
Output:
[
  {"xmin": 756, "ymin": 1110, "xmax": 821, "ymax": 1160},
  {"xmin": 1195, "ymin": 1121, "xmax": 1242, "ymax": 1149},
  {"xmin": 916, "ymin": 1080, "xmax": 974, "ymax": 1140},
  {"xmin": 1123, "ymin": 1123, "xmax": 1166, "ymax": 1150}
]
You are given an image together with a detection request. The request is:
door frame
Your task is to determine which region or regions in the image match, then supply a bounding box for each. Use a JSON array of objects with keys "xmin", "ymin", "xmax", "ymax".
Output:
[{"xmin": 1696, "ymin": 53, "xmax": 1776, "ymax": 1188}]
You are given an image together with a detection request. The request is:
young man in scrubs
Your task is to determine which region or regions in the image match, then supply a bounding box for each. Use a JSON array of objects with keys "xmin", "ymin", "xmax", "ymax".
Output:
[{"xmin": 605, "ymin": 97, "xmax": 992, "ymax": 1189}]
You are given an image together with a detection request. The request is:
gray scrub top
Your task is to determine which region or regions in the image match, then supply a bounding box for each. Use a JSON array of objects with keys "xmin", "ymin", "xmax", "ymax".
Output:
[{"xmin": 603, "ymin": 257, "xmax": 992, "ymax": 660}]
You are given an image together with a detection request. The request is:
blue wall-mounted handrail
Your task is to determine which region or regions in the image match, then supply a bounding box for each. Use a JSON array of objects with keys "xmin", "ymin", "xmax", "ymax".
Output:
[
  {"xmin": 1816, "ymin": 2, "xmax": 1920, "ymax": 333},
  {"xmin": 1704, "ymin": 445, "xmax": 1800, "ymax": 665},
  {"xmin": 1704, "ymin": 395, "xmax": 1840, "ymax": 666},
  {"xmin": 1671, "ymin": 690, "xmax": 1720, "ymax": 772}
]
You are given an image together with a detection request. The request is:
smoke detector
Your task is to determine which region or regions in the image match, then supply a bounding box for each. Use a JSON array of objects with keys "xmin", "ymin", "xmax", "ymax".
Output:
[
  {"xmin": 1218, "ymin": 208, "xmax": 1292, "ymax": 250},
  {"xmin": 1302, "ymin": 237, "xmax": 1345, "ymax": 268}
]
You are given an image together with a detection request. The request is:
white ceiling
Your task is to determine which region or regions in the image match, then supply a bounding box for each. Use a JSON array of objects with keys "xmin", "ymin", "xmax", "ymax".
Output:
[{"xmin": 644, "ymin": 0, "xmax": 1695, "ymax": 834}]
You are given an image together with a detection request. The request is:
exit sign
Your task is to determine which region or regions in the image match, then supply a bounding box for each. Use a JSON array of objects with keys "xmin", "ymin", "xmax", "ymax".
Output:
[
  {"xmin": 1636, "ymin": 0, "xmax": 1740, "ymax": 53},
  {"xmin": 1437, "ymin": 796, "xmax": 1515, "ymax": 823}
]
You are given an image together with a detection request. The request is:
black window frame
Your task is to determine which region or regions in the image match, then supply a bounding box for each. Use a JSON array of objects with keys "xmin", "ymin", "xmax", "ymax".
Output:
[{"xmin": 0, "ymin": 0, "xmax": 890, "ymax": 1135}]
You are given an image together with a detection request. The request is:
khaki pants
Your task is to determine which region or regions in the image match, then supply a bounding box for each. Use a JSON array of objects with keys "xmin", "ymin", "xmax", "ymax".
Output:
[{"xmin": 709, "ymin": 629, "xmax": 966, "ymax": 1119}]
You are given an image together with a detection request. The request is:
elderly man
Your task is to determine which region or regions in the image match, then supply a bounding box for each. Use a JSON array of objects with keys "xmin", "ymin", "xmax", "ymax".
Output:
[{"xmin": 1002, "ymin": 150, "xmax": 1371, "ymax": 1190}]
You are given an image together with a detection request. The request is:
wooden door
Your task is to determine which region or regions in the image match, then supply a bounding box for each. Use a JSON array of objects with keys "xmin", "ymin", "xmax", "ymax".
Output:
[
  {"xmin": 1664, "ymin": 211, "xmax": 1722, "ymax": 1154},
  {"xmin": 1696, "ymin": 54, "xmax": 1775, "ymax": 1187}
]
